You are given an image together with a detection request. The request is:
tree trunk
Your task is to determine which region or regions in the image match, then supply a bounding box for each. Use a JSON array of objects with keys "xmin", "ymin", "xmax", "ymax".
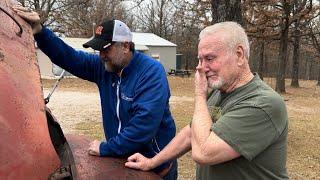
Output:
[
  {"xmin": 291, "ymin": 22, "xmax": 300, "ymax": 87},
  {"xmin": 276, "ymin": 29, "xmax": 288, "ymax": 93},
  {"xmin": 317, "ymin": 63, "xmax": 320, "ymax": 86},
  {"xmin": 211, "ymin": 0, "xmax": 243, "ymax": 25},
  {"xmin": 258, "ymin": 41, "xmax": 265, "ymax": 80},
  {"xmin": 306, "ymin": 60, "xmax": 311, "ymax": 80},
  {"xmin": 276, "ymin": 2, "xmax": 290, "ymax": 93}
]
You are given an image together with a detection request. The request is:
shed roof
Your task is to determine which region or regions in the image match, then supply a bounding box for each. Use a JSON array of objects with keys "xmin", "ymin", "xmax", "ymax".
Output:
[
  {"xmin": 62, "ymin": 37, "xmax": 94, "ymax": 53},
  {"xmin": 132, "ymin": 32, "xmax": 177, "ymax": 47},
  {"xmin": 135, "ymin": 44, "xmax": 149, "ymax": 51},
  {"xmin": 60, "ymin": 32, "xmax": 175, "ymax": 52}
]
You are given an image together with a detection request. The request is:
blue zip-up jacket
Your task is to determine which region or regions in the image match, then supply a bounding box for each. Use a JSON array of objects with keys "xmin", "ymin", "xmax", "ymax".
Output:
[{"xmin": 35, "ymin": 27, "xmax": 176, "ymax": 172}]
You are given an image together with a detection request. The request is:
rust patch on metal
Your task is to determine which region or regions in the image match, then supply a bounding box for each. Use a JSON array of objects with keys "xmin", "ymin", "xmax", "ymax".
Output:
[
  {"xmin": 0, "ymin": 1, "xmax": 60, "ymax": 179},
  {"xmin": 0, "ymin": 50, "xmax": 3, "ymax": 61},
  {"xmin": 66, "ymin": 135, "xmax": 161, "ymax": 180}
]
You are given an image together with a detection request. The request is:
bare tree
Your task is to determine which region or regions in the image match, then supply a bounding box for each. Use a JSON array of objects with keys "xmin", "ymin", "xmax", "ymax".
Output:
[
  {"xmin": 245, "ymin": 1, "xmax": 285, "ymax": 80},
  {"xmin": 211, "ymin": 0, "xmax": 243, "ymax": 25},
  {"xmin": 274, "ymin": 1, "xmax": 291, "ymax": 93},
  {"xmin": 133, "ymin": 0, "xmax": 176, "ymax": 39},
  {"xmin": 291, "ymin": 0, "xmax": 316, "ymax": 87},
  {"xmin": 291, "ymin": 20, "xmax": 301, "ymax": 87},
  {"xmin": 54, "ymin": 0, "xmax": 131, "ymax": 37},
  {"xmin": 132, "ymin": 0, "xmax": 210, "ymax": 70},
  {"xmin": 318, "ymin": 64, "xmax": 320, "ymax": 86},
  {"xmin": 170, "ymin": 0, "xmax": 244, "ymax": 70},
  {"xmin": 309, "ymin": 19, "xmax": 320, "ymax": 86},
  {"xmin": 245, "ymin": 0, "xmax": 316, "ymax": 93},
  {"xmin": 172, "ymin": 0, "xmax": 217, "ymax": 69},
  {"xmin": 17, "ymin": 0, "xmax": 133, "ymax": 37},
  {"xmin": 17, "ymin": 0, "xmax": 71, "ymax": 26}
]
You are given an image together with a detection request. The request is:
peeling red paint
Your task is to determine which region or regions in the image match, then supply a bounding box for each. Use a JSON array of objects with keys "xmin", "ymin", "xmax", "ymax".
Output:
[
  {"xmin": 0, "ymin": 1, "xmax": 60, "ymax": 179},
  {"xmin": 0, "ymin": 1, "xmax": 161, "ymax": 179}
]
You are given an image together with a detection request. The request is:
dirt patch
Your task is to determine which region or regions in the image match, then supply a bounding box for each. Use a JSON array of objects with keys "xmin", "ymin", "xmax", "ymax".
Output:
[{"xmin": 43, "ymin": 90, "xmax": 101, "ymax": 134}]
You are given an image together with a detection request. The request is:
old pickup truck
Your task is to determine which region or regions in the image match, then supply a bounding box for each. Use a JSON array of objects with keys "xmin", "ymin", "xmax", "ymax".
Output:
[{"xmin": 0, "ymin": 1, "xmax": 160, "ymax": 179}]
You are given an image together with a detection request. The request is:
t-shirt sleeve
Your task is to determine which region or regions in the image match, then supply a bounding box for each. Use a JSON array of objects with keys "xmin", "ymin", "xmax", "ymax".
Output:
[{"xmin": 211, "ymin": 106, "xmax": 279, "ymax": 161}]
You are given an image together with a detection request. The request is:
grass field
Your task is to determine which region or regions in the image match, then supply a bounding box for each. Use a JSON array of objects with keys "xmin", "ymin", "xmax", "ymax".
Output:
[{"xmin": 42, "ymin": 76, "xmax": 320, "ymax": 179}]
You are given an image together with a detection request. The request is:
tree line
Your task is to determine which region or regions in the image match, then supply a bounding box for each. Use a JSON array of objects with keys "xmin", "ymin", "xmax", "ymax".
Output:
[{"xmin": 18, "ymin": 0, "xmax": 320, "ymax": 93}]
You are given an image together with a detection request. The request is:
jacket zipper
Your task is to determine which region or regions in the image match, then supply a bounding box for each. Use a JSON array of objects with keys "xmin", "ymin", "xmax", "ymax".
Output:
[
  {"xmin": 116, "ymin": 78, "xmax": 122, "ymax": 133},
  {"xmin": 153, "ymin": 138, "xmax": 161, "ymax": 154}
]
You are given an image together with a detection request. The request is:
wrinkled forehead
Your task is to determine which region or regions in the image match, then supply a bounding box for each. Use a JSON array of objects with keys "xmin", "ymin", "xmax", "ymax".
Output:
[{"xmin": 198, "ymin": 35, "xmax": 226, "ymax": 54}]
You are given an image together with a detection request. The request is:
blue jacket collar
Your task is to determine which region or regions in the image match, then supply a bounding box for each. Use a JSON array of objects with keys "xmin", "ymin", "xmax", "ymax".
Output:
[{"xmin": 121, "ymin": 51, "xmax": 140, "ymax": 77}]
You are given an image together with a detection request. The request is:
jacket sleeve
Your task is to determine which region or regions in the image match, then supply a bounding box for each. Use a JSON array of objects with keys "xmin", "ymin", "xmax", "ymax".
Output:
[
  {"xmin": 34, "ymin": 27, "xmax": 103, "ymax": 83},
  {"xmin": 99, "ymin": 63, "xmax": 170, "ymax": 156}
]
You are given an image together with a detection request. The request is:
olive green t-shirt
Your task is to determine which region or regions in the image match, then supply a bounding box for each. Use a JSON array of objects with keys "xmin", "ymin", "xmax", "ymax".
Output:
[{"xmin": 196, "ymin": 74, "xmax": 289, "ymax": 180}]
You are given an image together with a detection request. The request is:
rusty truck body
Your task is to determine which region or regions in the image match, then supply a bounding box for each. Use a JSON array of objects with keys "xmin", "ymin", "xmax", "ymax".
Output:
[{"xmin": 0, "ymin": 1, "xmax": 159, "ymax": 179}]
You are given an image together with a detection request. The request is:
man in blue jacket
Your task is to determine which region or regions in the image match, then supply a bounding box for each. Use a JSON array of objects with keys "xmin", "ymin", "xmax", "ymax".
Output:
[{"xmin": 13, "ymin": 5, "xmax": 177, "ymax": 179}]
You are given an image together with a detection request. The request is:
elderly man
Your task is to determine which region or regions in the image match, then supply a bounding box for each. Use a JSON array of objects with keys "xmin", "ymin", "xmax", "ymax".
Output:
[
  {"xmin": 13, "ymin": 5, "xmax": 177, "ymax": 179},
  {"xmin": 125, "ymin": 21, "xmax": 289, "ymax": 180}
]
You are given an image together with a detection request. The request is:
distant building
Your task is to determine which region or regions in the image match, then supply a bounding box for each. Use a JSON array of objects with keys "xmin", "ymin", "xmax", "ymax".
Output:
[
  {"xmin": 37, "ymin": 33, "xmax": 177, "ymax": 78},
  {"xmin": 132, "ymin": 32, "xmax": 177, "ymax": 72}
]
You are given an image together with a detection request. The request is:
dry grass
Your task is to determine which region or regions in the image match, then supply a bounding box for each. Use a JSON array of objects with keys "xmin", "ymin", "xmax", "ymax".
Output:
[
  {"xmin": 42, "ymin": 76, "xmax": 320, "ymax": 180},
  {"xmin": 42, "ymin": 78, "xmax": 98, "ymax": 93}
]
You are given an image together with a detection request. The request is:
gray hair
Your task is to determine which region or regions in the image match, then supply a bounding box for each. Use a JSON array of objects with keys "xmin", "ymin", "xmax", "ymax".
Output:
[{"xmin": 199, "ymin": 21, "xmax": 250, "ymax": 60}]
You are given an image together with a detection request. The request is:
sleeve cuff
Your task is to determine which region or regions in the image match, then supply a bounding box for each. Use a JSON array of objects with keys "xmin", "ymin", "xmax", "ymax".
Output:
[{"xmin": 99, "ymin": 141, "xmax": 108, "ymax": 156}]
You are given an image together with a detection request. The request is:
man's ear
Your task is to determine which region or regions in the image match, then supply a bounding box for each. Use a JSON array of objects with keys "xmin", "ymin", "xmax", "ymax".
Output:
[
  {"xmin": 236, "ymin": 45, "xmax": 245, "ymax": 66},
  {"xmin": 123, "ymin": 42, "xmax": 130, "ymax": 53}
]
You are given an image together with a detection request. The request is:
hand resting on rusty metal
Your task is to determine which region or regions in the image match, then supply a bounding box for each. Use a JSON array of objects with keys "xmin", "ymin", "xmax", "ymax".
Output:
[
  {"xmin": 88, "ymin": 140, "xmax": 101, "ymax": 156},
  {"xmin": 12, "ymin": 5, "xmax": 42, "ymax": 34},
  {"xmin": 125, "ymin": 153, "xmax": 155, "ymax": 171}
]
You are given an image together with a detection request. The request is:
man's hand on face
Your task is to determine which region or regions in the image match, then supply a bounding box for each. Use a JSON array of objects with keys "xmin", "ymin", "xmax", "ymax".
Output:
[
  {"xmin": 12, "ymin": 5, "xmax": 42, "ymax": 34},
  {"xmin": 195, "ymin": 60, "xmax": 208, "ymax": 97},
  {"xmin": 125, "ymin": 153, "xmax": 154, "ymax": 171},
  {"xmin": 88, "ymin": 140, "xmax": 101, "ymax": 156}
]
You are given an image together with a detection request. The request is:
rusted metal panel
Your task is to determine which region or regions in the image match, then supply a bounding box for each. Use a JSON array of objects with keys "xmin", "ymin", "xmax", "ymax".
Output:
[
  {"xmin": 0, "ymin": 1, "xmax": 60, "ymax": 179},
  {"xmin": 66, "ymin": 134, "xmax": 161, "ymax": 180},
  {"xmin": 0, "ymin": 1, "xmax": 163, "ymax": 179}
]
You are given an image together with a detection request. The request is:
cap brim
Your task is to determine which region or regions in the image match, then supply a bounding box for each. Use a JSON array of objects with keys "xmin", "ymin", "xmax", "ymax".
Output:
[{"xmin": 83, "ymin": 37, "xmax": 110, "ymax": 51}]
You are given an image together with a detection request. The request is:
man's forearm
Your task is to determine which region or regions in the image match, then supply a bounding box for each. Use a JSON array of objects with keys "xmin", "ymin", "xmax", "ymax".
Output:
[
  {"xmin": 192, "ymin": 96, "xmax": 212, "ymax": 144},
  {"xmin": 151, "ymin": 125, "xmax": 191, "ymax": 167},
  {"xmin": 191, "ymin": 95, "xmax": 213, "ymax": 161}
]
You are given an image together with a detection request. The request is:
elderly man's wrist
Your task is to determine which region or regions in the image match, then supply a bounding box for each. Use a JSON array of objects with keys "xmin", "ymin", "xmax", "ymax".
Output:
[
  {"xmin": 148, "ymin": 158, "xmax": 157, "ymax": 169},
  {"xmin": 195, "ymin": 93, "xmax": 207, "ymax": 99}
]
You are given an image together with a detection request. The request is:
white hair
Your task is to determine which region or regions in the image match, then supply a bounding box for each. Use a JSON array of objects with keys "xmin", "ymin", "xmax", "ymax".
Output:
[{"xmin": 199, "ymin": 21, "xmax": 250, "ymax": 60}]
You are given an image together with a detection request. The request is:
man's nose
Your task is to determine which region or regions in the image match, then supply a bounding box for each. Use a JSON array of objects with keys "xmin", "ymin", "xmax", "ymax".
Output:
[
  {"xmin": 200, "ymin": 62, "xmax": 211, "ymax": 73},
  {"xmin": 201, "ymin": 60, "xmax": 209, "ymax": 68}
]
